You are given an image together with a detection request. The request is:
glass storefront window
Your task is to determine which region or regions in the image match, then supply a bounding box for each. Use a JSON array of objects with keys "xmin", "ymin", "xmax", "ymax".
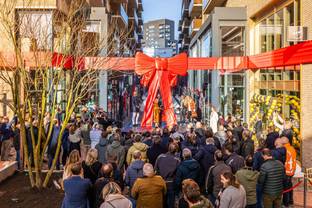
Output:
[
  {"xmin": 267, "ymin": 14, "xmax": 275, "ymax": 51},
  {"xmin": 275, "ymin": 10, "xmax": 284, "ymax": 49}
]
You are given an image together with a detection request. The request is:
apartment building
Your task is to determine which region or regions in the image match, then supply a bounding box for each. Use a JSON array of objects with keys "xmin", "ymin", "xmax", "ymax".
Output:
[
  {"xmin": 0, "ymin": 0, "xmax": 144, "ymax": 119},
  {"xmin": 178, "ymin": 0, "xmax": 305, "ymax": 122}
]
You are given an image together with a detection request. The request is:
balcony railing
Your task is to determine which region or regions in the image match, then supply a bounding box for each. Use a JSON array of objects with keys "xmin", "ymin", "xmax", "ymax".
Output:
[
  {"xmin": 202, "ymin": 0, "xmax": 227, "ymax": 14},
  {"xmin": 189, "ymin": 0, "xmax": 202, "ymax": 17},
  {"xmin": 120, "ymin": 4, "xmax": 128, "ymax": 25},
  {"xmin": 190, "ymin": 18, "xmax": 201, "ymax": 36}
]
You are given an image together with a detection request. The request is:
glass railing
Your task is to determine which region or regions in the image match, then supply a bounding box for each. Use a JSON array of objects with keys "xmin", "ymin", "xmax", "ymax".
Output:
[
  {"xmin": 203, "ymin": 0, "xmax": 210, "ymax": 10},
  {"xmin": 120, "ymin": 4, "xmax": 128, "ymax": 25}
]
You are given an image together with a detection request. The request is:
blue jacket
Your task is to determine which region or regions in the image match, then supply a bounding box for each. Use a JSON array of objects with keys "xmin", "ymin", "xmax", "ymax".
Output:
[
  {"xmin": 125, "ymin": 160, "xmax": 144, "ymax": 188},
  {"xmin": 62, "ymin": 176, "xmax": 91, "ymax": 208},
  {"xmin": 272, "ymin": 147, "xmax": 286, "ymax": 164},
  {"xmin": 194, "ymin": 144, "xmax": 217, "ymax": 177}
]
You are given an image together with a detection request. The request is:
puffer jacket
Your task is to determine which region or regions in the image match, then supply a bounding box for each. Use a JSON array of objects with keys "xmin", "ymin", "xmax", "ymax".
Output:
[
  {"xmin": 95, "ymin": 138, "xmax": 109, "ymax": 164},
  {"xmin": 235, "ymin": 167, "xmax": 259, "ymax": 205},
  {"xmin": 175, "ymin": 158, "xmax": 201, "ymax": 192},
  {"xmin": 125, "ymin": 160, "xmax": 144, "ymax": 188},
  {"xmin": 258, "ymin": 159, "xmax": 285, "ymax": 196},
  {"xmin": 126, "ymin": 142, "xmax": 148, "ymax": 165},
  {"xmin": 106, "ymin": 141, "xmax": 126, "ymax": 170}
]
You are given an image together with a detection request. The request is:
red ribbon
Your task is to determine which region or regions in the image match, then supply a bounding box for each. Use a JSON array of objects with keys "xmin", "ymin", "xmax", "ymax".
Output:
[{"xmin": 135, "ymin": 52, "xmax": 188, "ymax": 128}]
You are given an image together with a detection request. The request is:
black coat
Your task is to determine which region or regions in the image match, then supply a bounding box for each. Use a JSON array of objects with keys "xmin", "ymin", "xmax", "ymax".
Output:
[
  {"xmin": 155, "ymin": 153, "xmax": 180, "ymax": 182},
  {"xmin": 194, "ymin": 144, "xmax": 217, "ymax": 178},
  {"xmin": 241, "ymin": 138, "xmax": 255, "ymax": 158},
  {"xmin": 272, "ymin": 147, "xmax": 286, "ymax": 164},
  {"xmin": 147, "ymin": 144, "xmax": 167, "ymax": 166},
  {"xmin": 225, "ymin": 152, "xmax": 245, "ymax": 174},
  {"xmin": 82, "ymin": 161, "xmax": 102, "ymax": 184},
  {"xmin": 266, "ymin": 131, "xmax": 279, "ymax": 150},
  {"xmin": 253, "ymin": 149, "xmax": 264, "ymax": 171},
  {"xmin": 175, "ymin": 158, "xmax": 201, "ymax": 192}
]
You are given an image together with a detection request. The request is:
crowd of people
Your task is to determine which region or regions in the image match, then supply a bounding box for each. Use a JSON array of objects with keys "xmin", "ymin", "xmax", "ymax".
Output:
[{"xmin": 0, "ymin": 105, "xmax": 298, "ymax": 208}]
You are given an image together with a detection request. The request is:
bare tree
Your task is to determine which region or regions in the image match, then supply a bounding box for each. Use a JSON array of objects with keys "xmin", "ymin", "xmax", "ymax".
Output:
[{"xmin": 0, "ymin": 0, "xmax": 132, "ymax": 188}]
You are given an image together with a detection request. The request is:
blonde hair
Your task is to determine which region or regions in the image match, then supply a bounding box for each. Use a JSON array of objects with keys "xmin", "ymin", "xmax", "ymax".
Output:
[
  {"xmin": 102, "ymin": 182, "xmax": 121, "ymax": 200},
  {"xmin": 66, "ymin": 150, "xmax": 80, "ymax": 167},
  {"xmin": 85, "ymin": 148, "xmax": 98, "ymax": 166}
]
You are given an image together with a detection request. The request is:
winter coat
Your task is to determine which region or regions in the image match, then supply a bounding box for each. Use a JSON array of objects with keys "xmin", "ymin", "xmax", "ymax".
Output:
[
  {"xmin": 258, "ymin": 159, "xmax": 285, "ymax": 197},
  {"xmin": 266, "ymin": 131, "xmax": 279, "ymax": 150},
  {"xmin": 125, "ymin": 160, "xmax": 144, "ymax": 188},
  {"xmin": 181, "ymin": 140, "xmax": 200, "ymax": 156},
  {"xmin": 225, "ymin": 153, "xmax": 244, "ymax": 174},
  {"xmin": 62, "ymin": 176, "xmax": 91, "ymax": 208},
  {"xmin": 100, "ymin": 194, "xmax": 132, "ymax": 208},
  {"xmin": 94, "ymin": 177, "xmax": 111, "ymax": 208},
  {"xmin": 82, "ymin": 161, "xmax": 102, "ymax": 184},
  {"xmin": 219, "ymin": 185, "xmax": 246, "ymax": 208},
  {"xmin": 147, "ymin": 144, "xmax": 167, "ymax": 166},
  {"xmin": 241, "ymin": 138, "xmax": 254, "ymax": 158},
  {"xmin": 155, "ymin": 153, "xmax": 180, "ymax": 182},
  {"xmin": 252, "ymin": 149, "xmax": 264, "ymax": 171},
  {"xmin": 106, "ymin": 141, "xmax": 126, "ymax": 170},
  {"xmin": 95, "ymin": 138, "xmax": 109, "ymax": 164},
  {"xmin": 175, "ymin": 158, "xmax": 201, "ymax": 192},
  {"xmin": 13, "ymin": 128, "xmax": 20, "ymax": 151},
  {"xmin": 90, "ymin": 128, "xmax": 102, "ymax": 149},
  {"xmin": 235, "ymin": 167, "xmax": 259, "ymax": 205},
  {"xmin": 48, "ymin": 126, "xmax": 60, "ymax": 156},
  {"xmin": 215, "ymin": 130, "xmax": 227, "ymax": 147},
  {"xmin": 233, "ymin": 126, "xmax": 244, "ymax": 141},
  {"xmin": 126, "ymin": 142, "xmax": 148, "ymax": 165},
  {"xmin": 192, "ymin": 196, "xmax": 214, "ymax": 208},
  {"xmin": 195, "ymin": 128, "xmax": 206, "ymax": 145},
  {"xmin": 194, "ymin": 144, "xmax": 217, "ymax": 178},
  {"xmin": 272, "ymin": 147, "xmax": 286, "ymax": 164},
  {"xmin": 206, "ymin": 161, "xmax": 232, "ymax": 198},
  {"xmin": 131, "ymin": 175, "xmax": 167, "ymax": 208}
]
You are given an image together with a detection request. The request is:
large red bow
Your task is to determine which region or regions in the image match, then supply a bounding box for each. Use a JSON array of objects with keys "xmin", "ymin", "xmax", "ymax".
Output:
[{"xmin": 135, "ymin": 52, "xmax": 188, "ymax": 128}]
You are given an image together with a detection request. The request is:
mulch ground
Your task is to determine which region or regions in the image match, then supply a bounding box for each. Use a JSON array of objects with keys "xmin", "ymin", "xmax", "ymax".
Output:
[{"xmin": 0, "ymin": 172, "xmax": 64, "ymax": 208}]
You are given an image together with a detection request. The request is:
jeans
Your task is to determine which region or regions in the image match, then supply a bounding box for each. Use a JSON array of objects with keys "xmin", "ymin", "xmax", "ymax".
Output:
[
  {"xmin": 283, "ymin": 175, "xmax": 293, "ymax": 206},
  {"xmin": 166, "ymin": 182, "xmax": 175, "ymax": 208},
  {"xmin": 256, "ymin": 184, "xmax": 263, "ymax": 208},
  {"xmin": 263, "ymin": 194, "xmax": 282, "ymax": 208}
]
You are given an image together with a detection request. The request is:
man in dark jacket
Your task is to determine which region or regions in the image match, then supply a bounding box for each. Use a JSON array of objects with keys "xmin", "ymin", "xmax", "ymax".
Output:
[
  {"xmin": 224, "ymin": 144, "xmax": 244, "ymax": 174},
  {"xmin": 62, "ymin": 162, "xmax": 91, "ymax": 208},
  {"xmin": 241, "ymin": 129, "xmax": 254, "ymax": 158},
  {"xmin": 272, "ymin": 138, "xmax": 286, "ymax": 164},
  {"xmin": 0, "ymin": 117, "xmax": 14, "ymax": 161},
  {"xmin": 194, "ymin": 137, "xmax": 217, "ymax": 180},
  {"xmin": 233, "ymin": 120, "xmax": 244, "ymax": 142},
  {"xmin": 125, "ymin": 150, "xmax": 144, "ymax": 189},
  {"xmin": 181, "ymin": 133, "xmax": 200, "ymax": 157},
  {"xmin": 258, "ymin": 148, "xmax": 285, "ymax": 208},
  {"xmin": 155, "ymin": 143, "xmax": 180, "ymax": 208},
  {"xmin": 147, "ymin": 135, "xmax": 167, "ymax": 166},
  {"xmin": 265, "ymin": 125, "xmax": 279, "ymax": 150},
  {"xmin": 95, "ymin": 131, "xmax": 109, "ymax": 164},
  {"xmin": 175, "ymin": 148, "xmax": 201, "ymax": 193},
  {"xmin": 105, "ymin": 133, "xmax": 126, "ymax": 170},
  {"xmin": 205, "ymin": 150, "xmax": 232, "ymax": 205}
]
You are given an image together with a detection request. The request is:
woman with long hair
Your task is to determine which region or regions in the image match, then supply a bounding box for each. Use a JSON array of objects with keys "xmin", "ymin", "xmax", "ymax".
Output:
[
  {"xmin": 100, "ymin": 182, "xmax": 132, "ymax": 208},
  {"xmin": 217, "ymin": 172, "xmax": 246, "ymax": 208},
  {"xmin": 68, "ymin": 124, "xmax": 82, "ymax": 154},
  {"xmin": 82, "ymin": 148, "xmax": 102, "ymax": 184}
]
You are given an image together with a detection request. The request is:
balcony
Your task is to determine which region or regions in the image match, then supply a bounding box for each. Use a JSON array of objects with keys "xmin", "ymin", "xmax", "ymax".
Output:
[
  {"xmin": 138, "ymin": 16, "xmax": 143, "ymax": 25},
  {"xmin": 255, "ymin": 81, "xmax": 300, "ymax": 92},
  {"xmin": 182, "ymin": 18, "xmax": 190, "ymax": 33},
  {"xmin": 138, "ymin": 0, "xmax": 143, "ymax": 11},
  {"xmin": 129, "ymin": 9, "xmax": 139, "ymax": 26},
  {"xmin": 189, "ymin": 0, "xmax": 202, "ymax": 18},
  {"xmin": 182, "ymin": 36, "xmax": 191, "ymax": 46},
  {"xmin": 182, "ymin": 0, "xmax": 190, "ymax": 18},
  {"xmin": 202, "ymin": 0, "xmax": 227, "ymax": 14},
  {"xmin": 190, "ymin": 18, "xmax": 201, "ymax": 37},
  {"xmin": 112, "ymin": 4, "xmax": 128, "ymax": 27},
  {"xmin": 178, "ymin": 20, "xmax": 182, "ymax": 32}
]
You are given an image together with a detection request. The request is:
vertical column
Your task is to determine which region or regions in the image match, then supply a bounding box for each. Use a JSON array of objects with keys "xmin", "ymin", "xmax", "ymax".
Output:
[{"xmin": 99, "ymin": 71, "xmax": 108, "ymax": 111}]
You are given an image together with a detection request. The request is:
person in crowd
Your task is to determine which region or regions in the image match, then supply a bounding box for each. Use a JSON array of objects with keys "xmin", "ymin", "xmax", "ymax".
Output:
[
  {"xmin": 233, "ymin": 120, "xmax": 244, "ymax": 142},
  {"xmin": 235, "ymin": 155, "xmax": 259, "ymax": 208},
  {"xmin": 258, "ymin": 148, "xmax": 285, "ymax": 208},
  {"xmin": 68, "ymin": 124, "xmax": 82, "ymax": 154},
  {"xmin": 253, "ymin": 139, "xmax": 265, "ymax": 171},
  {"xmin": 265, "ymin": 125, "xmax": 279, "ymax": 150},
  {"xmin": 26, "ymin": 118, "xmax": 39, "ymax": 165},
  {"xmin": 194, "ymin": 137, "xmax": 217, "ymax": 180},
  {"xmin": 282, "ymin": 136, "xmax": 297, "ymax": 207},
  {"xmin": 61, "ymin": 124, "xmax": 70, "ymax": 167},
  {"xmin": 155, "ymin": 143, "xmax": 181, "ymax": 208},
  {"xmin": 194, "ymin": 122, "xmax": 205, "ymax": 145},
  {"xmin": 217, "ymin": 172, "xmax": 246, "ymax": 208},
  {"xmin": 13, "ymin": 123, "xmax": 21, "ymax": 169},
  {"xmin": 82, "ymin": 148, "xmax": 102, "ymax": 184},
  {"xmin": 48, "ymin": 119, "xmax": 61, "ymax": 169},
  {"xmin": 126, "ymin": 134, "xmax": 148, "ymax": 165},
  {"xmin": 272, "ymin": 138, "xmax": 286, "ymax": 164},
  {"xmin": 175, "ymin": 148, "xmax": 201, "ymax": 193},
  {"xmin": 0, "ymin": 116, "xmax": 14, "ymax": 161},
  {"xmin": 241, "ymin": 129, "xmax": 254, "ymax": 158},
  {"xmin": 90, "ymin": 123, "xmax": 102, "ymax": 149},
  {"xmin": 223, "ymin": 144, "xmax": 244, "ymax": 174},
  {"xmin": 105, "ymin": 133, "xmax": 126, "ymax": 170},
  {"xmin": 94, "ymin": 163, "xmax": 115, "ymax": 208},
  {"xmin": 223, "ymin": 130, "xmax": 241, "ymax": 155},
  {"xmin": 107, "ymin": 156, "xmax": 124, "ymax": 190},
  {"xmin": 209, "ymin": 106, "xmax": 218, "ymax": 134},
  {"xmin": 206, "ymin": 127, "xmax": 221, "ymax": 150},
  {"xmin": 161, "ymin": 127, "xmax": 170, "ymax": 149},
  {"xmin": 125, "ymin": 150, "xmax": 145, "ymax": 189},
  {"xmin": 132, "ymin": 90, "xmax": 140, "ymax": 127},
  {"xmin": 95, "ymin": 131, "xmax": 109, "ymax": 164},
  {"xmin": 181, "ymin": 132, "xmax": 200, "ymax": 157},
  {"xmin": 178, "ymin": 179, "xmax": 213, "ymax": 208},
  {"xmin": 124, "ymin": 130, "xmax": 134, "ymax": 152},
  {"xmin": 142, "ymin": 131, "xmax": 153, "ymax": 147},
  {"xmin": 62, "ymin": 162, "xmax": 91, "ymax": 208},
  {"xmin": 280, "ymin": 120, "xmax": 294, "ymax": 145},
  {"xmin": 131, "ymin": 163, "xmax": 167, "ymax": 208},
  {"xmin": 100, "ymin": 182, "xmax": 132, "ymax": 208},
  {"xmin": 205, "ymin": 150, "xmax": 232, "ymax": 205},
  {"xmin": 254, "ymin": 115, "xmax": 263, "ymax": 140},
  {"xmin": 147, "ymin": 135, "xmax": 167, "ymax": 166},
  {"xmin": 214, "ymin": 125, "xmax": 227, "ymax": 147}
]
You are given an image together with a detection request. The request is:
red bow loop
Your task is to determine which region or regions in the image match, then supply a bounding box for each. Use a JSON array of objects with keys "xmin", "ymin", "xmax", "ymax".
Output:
[{"xmin": 134, "ymin": 52, "xmax": 188, "ymax": 128}]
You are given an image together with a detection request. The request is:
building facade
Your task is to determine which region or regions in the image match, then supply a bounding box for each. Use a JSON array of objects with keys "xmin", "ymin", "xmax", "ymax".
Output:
[{"xmin": 0, "ymin": 0, "xmax": 144, "ymax": 120}]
